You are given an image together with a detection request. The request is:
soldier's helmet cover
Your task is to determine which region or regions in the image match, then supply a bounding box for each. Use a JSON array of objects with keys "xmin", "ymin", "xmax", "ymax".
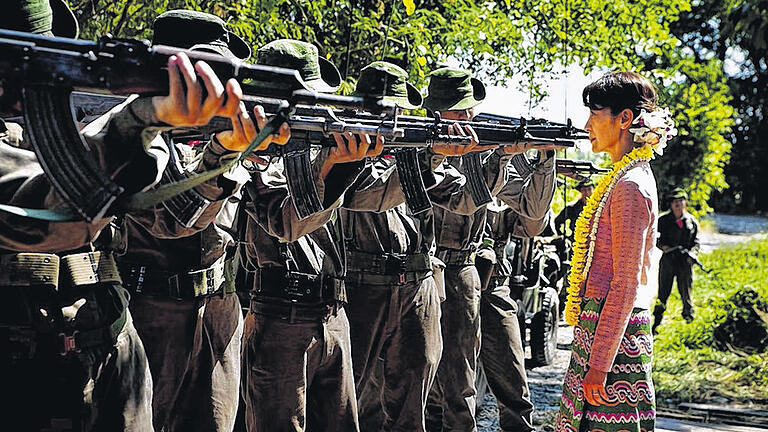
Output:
[
  {"xmin": 353, "ymin": 61, "xmax": 423, "ymax": 110},
  {"xmin": 152, "ymin": 10, "xmax": 251, "ymax": 61},
  {"xmin": 256, "ymin": 39, "xmax": 342, "ymax": 93},
  {"xmin": 2, "ymin": 0, "xmax": 78, "ymax": 38},
  {"xmin": 423, "ymin": 67, "xmax": 486, "ymax": 112}
]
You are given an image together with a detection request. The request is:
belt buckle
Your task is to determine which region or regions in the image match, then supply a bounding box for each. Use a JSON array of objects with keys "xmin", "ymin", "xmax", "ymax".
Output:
[
  {"xmin": 384, "ymin": 254, "xmax": 407, "ymax": 283},
  {"xmin": 204, "ymin": 267, "xmax": 216, "ymax": 296},
  {"xmin": 59, "ymin": 331, "xmax": 80, "ymax": 356},
  {"xmin": 168, "ymin": 274, "xmax": 182, "ymax": 300}
]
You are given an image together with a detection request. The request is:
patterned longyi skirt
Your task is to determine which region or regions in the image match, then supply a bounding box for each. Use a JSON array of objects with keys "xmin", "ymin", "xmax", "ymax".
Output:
[{"xmin": 555, "ymin": 298, "xmax": 655, "ymax": 432}]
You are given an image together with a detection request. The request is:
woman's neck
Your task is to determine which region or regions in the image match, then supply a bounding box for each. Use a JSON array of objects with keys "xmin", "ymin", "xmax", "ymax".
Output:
[{"xmin": 608, "ymin": 135, "xmax": 636, "ymax": 163}]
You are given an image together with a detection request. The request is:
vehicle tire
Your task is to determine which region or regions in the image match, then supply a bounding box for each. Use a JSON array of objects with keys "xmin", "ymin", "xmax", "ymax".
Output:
[{"xmin": 530, "ymin": 287, "xmax": 559, "ymax": 367}]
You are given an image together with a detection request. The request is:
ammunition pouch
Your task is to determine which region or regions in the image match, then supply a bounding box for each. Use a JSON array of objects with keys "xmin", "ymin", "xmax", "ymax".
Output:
[
  {"xmin": 120, "ymin": 255, "xmax": 233, "ymax": 300},
  {"xmin": 436, "ymin": 247, "xmax": 477, "ymax": 267}
]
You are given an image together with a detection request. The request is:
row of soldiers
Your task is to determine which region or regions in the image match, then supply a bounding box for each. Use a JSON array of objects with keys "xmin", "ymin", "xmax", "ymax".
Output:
[{"xmin": 0, "ymin": 2, "xmax": 563, "ymax": 431}]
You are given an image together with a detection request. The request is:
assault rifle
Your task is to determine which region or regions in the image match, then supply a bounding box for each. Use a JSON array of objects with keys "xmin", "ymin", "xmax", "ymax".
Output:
[
  {"xmin": 60, "ymin": 93, "xmax": 473, "ymax": 218},
  {"xmin": 556, "ymin": 159, "xmax": 609, "ymax": 182},
  {"xmin": 0, "ymin": 29, "xmax": 395, "ymax": 222},
  {"xmin": 664, "ymin": 245, "xmax": 711, "ymax": 274}
]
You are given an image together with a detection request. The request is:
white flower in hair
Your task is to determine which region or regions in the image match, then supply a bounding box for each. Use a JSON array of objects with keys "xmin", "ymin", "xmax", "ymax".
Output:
[{"xmin": 629, "ymin": 107, "xmax": 678, "ymax": 156}]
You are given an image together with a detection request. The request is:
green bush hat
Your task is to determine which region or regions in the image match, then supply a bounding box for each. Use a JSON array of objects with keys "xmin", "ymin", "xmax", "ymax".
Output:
[
  {"xmin": 152, "ymin": 10, "xmax": 251, "ymax": 60},
  {"xmin": 2, "ymin": 0, "xmax": 78, "ymax": 38},
  {"xmin": 353, "ymin": 61, "xmax": 422, "ymax": 109},
  {"xmin": 669, "ymin": 187, "xmax": 688, "ymax": 201},
  {"xmin": 256, "ymin": 39, "xmax": 341, "ymax": 93},
  {"xmin": 423, "ymin": 67, "xmax": 486, "ymax": 112}
]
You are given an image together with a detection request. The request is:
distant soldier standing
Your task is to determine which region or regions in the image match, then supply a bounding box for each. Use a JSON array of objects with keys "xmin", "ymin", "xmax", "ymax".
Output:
[
  {"xmin": 554, "ymin": 179, "xmax": 594, "ymax": 242},
  {"xmin": 653, "ymin": 187, "xmax": 700, "ymax": 332}
]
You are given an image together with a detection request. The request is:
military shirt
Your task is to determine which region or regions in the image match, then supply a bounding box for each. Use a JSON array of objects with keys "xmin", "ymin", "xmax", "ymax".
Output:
[
  {"xmin": 240, "ymin": 148, "xmax": 365, "ymax": 280},
  {"xmin": 120, "ymin": 139, "xmax": 248, "ymax": 271},
  {"xmin": 554, "ymin": 199, "xmax": 585, "ymax": 241},
  {"xmin": 657, "ymin": 211, "xmax": 700, "ymax": 258},
  {"xmin": 0, "ymin": 96, "xmax": 171, "ymax": 254},
  {"xmin": 434, "ymin": 151, "xmax": 555, "ymax": 251}
]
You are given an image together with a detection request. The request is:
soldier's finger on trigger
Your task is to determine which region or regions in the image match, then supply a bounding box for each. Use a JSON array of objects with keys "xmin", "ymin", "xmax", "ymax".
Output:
[{"xmin": 254, "ymin": 105, "xmax": 268, "ymax": 131}]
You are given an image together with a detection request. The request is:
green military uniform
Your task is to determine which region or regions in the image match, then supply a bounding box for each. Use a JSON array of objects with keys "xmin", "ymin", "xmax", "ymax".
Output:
[
  {"xmin": 423, "ymin": 67, "xmax": 556, "ymax": 432},
  {"xmin": 476, "ymin": 198, "xmax": 550, "ymax": 432},
  {"xmin": 339, "ymin": 61, "xmax": 442, "ymax": 432},
  {"xmin": 653, "ymin": 188, "xmax": 700, "ymax": 332},
  {"xmin": 238, "ymin": 40, "xmax": 364, "ymax": 432},
  {"xmin": 0, "ymin": 2, "xmax": 181, "ymax": 425},
  {"xmin": 113, "ymin": 12, "xmax": 253, "ymax": 431}
]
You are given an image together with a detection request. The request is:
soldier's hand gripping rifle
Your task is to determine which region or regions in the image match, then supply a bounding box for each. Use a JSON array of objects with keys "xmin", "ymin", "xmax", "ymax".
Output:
[
  {"xmin": 556, "ymin": 159, "xmax": 610, "ymax": 182},
  {"xmin": 0, "ymin": 29, "xmax": 394, "ymax": 222},
  {"xmin": 664, "ymin": 245, "xmax": 712, "ymax": 274}
]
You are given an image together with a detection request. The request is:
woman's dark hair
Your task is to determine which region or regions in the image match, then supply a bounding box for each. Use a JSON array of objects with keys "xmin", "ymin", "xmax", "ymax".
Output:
[{"xmin": 582, "ymin": 71, "xmax": 658, "ymax": 117}]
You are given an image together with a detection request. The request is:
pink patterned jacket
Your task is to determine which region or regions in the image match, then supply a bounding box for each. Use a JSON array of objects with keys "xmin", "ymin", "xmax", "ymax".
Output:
[{"xmin": 584, "ymin": 161, "xmax": 658, "ymax": 372}]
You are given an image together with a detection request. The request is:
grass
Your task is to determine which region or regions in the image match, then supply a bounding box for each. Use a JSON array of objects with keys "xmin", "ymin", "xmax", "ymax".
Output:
[{"xmin": 652, "ymin": 237, "xmax": 768, "ymax": 407}]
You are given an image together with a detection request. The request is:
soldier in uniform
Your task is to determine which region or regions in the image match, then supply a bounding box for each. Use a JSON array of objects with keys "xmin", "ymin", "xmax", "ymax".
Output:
[
  {"xmin": 475, "ymin": 198, "xmax": 549, "ymax": 432},
  {"xmin": 554, "ymin": 179, "xmax": 594, "ymax": 241},
  {"xmin": 0, "ymin": 1, "xmax": 253, "ymax": 430},
  {"xmin": 340, "ymin": 61, "xmax": 494, "ymax": 432},
  {"xmin": 653, "ymin": 187, "xmax": 700, "ymax": 332},
  {"xmin": 115, "ymin": 11, "xmax": 289, "ymax": 432},
  {"xmin": 423, "ymin": 67, "xmax": 557, "ymax": 432},
  {"xmin": 238, "ymin": 39, "xmax": 384, "ymax": 432}
]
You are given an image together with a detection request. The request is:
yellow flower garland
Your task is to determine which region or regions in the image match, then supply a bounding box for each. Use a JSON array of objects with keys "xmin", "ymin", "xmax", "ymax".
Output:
[{"xmin": 563, "ymin": 145, "xmax": 655, "ymax": 325}]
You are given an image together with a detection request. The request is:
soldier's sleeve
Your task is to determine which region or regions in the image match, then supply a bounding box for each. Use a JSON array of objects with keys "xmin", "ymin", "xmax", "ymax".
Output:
[
  {"xmin": 247, "ymin": 147, "xmax": 364, "ymax": 242},
  {"xmin": 496, "ymin": 151, "xmax": 555, "ymax": 221},
  {"xmin": 125, "ymin": 139, "xmax": 248, "ymax": 239},
  {"xmin": 342, "ymin": 149, "xmax": 447, "ymax": 212},
  {"xmin": 426, "ymin": 149, "xmax": 515, "ymax": 215},
  {"xmin": 0, "ymin": 96, "xmax": 171, "ymax": 252},
  {"xmin": 507, "ymin": 210, "xmax": 550, "ymax": 238}
]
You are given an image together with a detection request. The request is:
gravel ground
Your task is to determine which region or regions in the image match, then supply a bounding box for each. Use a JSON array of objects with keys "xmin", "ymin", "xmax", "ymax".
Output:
[{"xmin": 476, "ymin": 213, "xmax": 768, "ymax": 431}]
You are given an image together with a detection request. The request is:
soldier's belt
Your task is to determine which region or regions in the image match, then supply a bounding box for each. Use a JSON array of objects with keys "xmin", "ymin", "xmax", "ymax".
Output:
[
  {"xmin": 254, "ymin": 268, "xmax": 346, "ymax": 305},
  {"xmin": 249, "ymin": 299, "xmax": 333, "ymax": 324},
  {"xmin": 0, "ymin": 251, "xmax": 121, "ymax": 288},
  {"xmin": 120, "ymin": 255, "xmax": 233, "ymax": 300},
  {"xmin": 346, "ymin": 251, "xmax": 432, "ymax": 283},
  {"xmin": 436, "ymin": 248, "xmax": 477, "ymax": 267}
]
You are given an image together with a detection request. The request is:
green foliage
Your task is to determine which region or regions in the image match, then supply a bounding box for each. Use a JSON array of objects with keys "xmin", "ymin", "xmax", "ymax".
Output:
[
  {"xmin": 646, "ymin": 54, "xmax": 734, "ymax": 218},
  {"xmin": 660, "ymin": 0, "xmax": 768, "ymax": 213},
  {"xmin": 653, "ymin": 237, "xmax": 768, "ymax": 406},
  {"xmin": 69, "ymin": 0, "xmax": 691, "ymax": 96}
]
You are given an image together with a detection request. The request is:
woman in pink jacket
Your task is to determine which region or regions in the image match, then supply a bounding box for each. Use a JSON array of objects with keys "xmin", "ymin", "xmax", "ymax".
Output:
[{"xmin": 556, "ymin": 71, "xmax": 677, "ymax": 432}]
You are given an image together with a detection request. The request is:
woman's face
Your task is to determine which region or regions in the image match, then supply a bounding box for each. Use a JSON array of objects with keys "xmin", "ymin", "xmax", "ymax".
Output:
[{"xmin": 584, "ymin": 107, "xmax": 621, "ymax": 154}]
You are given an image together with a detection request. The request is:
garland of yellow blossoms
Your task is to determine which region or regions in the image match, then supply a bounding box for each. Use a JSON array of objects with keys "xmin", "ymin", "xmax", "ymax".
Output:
[{"xmin": 563, "ymin": 144, "xmax": 655, "ymax": 325}]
